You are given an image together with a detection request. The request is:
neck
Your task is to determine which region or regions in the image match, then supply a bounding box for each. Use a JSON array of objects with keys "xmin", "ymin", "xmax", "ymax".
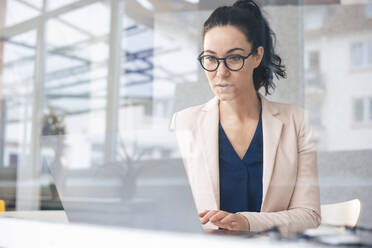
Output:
[{"xmin": 219, "ymin": 91, "xmax": 261, "ymax": 122}]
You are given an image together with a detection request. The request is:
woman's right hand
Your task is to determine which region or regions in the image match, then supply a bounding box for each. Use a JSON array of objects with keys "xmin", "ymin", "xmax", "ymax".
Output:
[{"xmin": 199, "ymin": 210, "xmax": 250, "ymax": 231}]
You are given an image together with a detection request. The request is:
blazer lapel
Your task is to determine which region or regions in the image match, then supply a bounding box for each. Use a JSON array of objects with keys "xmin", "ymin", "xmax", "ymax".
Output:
[
  {"xmin": 198, "ymin": 97, "xmax": 220, "ymax": 210},
  {"xmin": 260, "ymin": 95, "xmax": 283, "ymax": 210},
  {"xmin": 194, "ymin": 95, "xmax": 282, "ymax": 211}
]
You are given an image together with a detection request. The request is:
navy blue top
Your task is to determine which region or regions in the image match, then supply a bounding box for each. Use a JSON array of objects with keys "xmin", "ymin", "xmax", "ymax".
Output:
[{"xmin": 218, "ymin": 114, "xmax": 263, "ymax": 213}]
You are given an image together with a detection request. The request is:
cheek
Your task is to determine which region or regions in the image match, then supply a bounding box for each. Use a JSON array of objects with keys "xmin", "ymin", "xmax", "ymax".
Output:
[
  {"xmin": 205, "ymin": 71, "xmax": 216, "ymax": 82},
  {"xmin": 234, "ymin": 70, "xmax": 249, "ymax": 81},
  {"xmin": 244, "ymin": 60, "xmax": 256, "ymax": 74},
  {"xmin": 234, "ymin": 71, "xmax": 254, "ymax": 89},
  {"xmin": 239, "ymin": 65, "xmax": 254, "ymax": 80}
]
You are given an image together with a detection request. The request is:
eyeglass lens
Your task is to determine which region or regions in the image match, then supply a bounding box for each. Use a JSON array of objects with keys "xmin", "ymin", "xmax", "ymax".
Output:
[{"xmin": 201, "ymin": 55, "xmax": 244, "ymax": 71}]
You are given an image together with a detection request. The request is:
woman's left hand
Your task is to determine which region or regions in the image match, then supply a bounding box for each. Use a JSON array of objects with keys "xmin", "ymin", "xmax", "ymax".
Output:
[{"xmin": 199, "ymin": 210, "xmax": 250, "ymax": 231}]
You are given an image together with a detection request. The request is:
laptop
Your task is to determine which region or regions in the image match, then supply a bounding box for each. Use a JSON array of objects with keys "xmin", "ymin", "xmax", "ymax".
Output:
[{"xmin": 41, "ymin": 131, "xmax": 203, "ymax": 233}]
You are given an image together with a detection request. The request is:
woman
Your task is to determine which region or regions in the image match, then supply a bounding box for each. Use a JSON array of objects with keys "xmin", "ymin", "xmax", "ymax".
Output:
[{"xmin": 171, "ymin": 0, "xmax": 320, "ymax": 233}]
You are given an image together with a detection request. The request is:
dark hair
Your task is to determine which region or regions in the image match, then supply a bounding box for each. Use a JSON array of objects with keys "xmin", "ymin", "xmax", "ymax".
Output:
[{"xmin": 202, "ymin": 0, "xmax": 286, "ymax": 95}]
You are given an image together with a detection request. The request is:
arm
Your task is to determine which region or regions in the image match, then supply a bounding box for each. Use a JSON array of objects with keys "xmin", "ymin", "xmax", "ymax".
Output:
[{"xmin": 240, "ymin": 109, "xmax": 321, "ymax": 234}]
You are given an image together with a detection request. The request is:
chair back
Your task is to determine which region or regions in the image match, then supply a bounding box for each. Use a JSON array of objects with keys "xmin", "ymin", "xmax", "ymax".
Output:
[{"xmin": 321, "ymin": 199, "xmax": 361, "ymax": 227}]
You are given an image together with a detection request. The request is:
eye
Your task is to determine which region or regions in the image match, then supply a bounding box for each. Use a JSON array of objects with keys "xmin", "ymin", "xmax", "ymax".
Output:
[
  {"xmin": 227, "ymin": 54, "xmax": 242, "ymax": 62},
  {"xmin": 204, "ymin": 55, "xmax": 217, "ymax": 62}
]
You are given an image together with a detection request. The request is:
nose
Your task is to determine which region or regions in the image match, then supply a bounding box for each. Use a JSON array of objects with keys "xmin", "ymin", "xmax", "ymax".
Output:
[{"xmin": 216, "ymin": 61, "xmax": 230, "ymax": 78}]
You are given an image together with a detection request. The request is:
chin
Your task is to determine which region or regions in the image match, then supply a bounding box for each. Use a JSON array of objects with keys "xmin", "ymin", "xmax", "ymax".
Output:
[{"xmin": 217, "ymin": 94, "xmax": 235, "ymax": 102}]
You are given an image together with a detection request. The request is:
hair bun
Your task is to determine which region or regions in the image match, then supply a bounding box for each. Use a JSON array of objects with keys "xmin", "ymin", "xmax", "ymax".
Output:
[{"xmin": 233, "ymin": 0, "xmax": 262, "ymax": 16}]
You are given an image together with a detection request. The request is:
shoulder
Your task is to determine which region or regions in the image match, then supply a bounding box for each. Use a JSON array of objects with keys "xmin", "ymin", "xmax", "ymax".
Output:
[
  {"xmin": 170, "ymin": 101, "xmax": 211, "ymax": 131},
  {"xmin": 176, "ymin": 103, "xmax": 206, "ymax": 120},
  {"xmin": 265, "ymin": 98, "xmax": 316, "ymax": 150},
  {"xmin": 263, "ymin": 97, "xmax": 306, "ymax": 122},
  {"xmin": 263, "ymin": 97, "xmax": 310, "ymax": 134},
  {"xmin": 273, "ymin": 101, "xmax": 305, "ymax": 120}
]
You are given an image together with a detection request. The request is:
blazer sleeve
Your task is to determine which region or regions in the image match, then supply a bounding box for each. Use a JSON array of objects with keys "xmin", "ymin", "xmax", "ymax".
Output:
[
  {"xmin": 239, "ymin": 109, "xmax": 321, "ymax": 234},
  {"xmin": 170, "ymin": 112, "xmax": 177, "ymax": 131}
]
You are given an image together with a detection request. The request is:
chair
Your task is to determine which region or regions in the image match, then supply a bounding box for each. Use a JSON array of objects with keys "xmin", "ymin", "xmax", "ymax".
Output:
[
  {"xmin": 321, "ymin": 199, "xmax": 361, "ymax": 227},
  {"xmin": 0, "ymin": 200, "xmax": 5, "ymax": 212}
]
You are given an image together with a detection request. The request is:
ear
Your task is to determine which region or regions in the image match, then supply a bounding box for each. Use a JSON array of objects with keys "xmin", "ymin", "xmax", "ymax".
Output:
[{"xmin": 253, "ymin": 46, "xmax": 264, "ymax": 69}]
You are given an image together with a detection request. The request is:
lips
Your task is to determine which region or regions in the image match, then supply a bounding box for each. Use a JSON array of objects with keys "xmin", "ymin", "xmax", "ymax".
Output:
[
  {"xmin": 215, "ymin": 82, "xmax": 234, "ymax": 95},
  {"xmin": 216, "ymin": 83, "xmax": 233, "ymax": 87}
]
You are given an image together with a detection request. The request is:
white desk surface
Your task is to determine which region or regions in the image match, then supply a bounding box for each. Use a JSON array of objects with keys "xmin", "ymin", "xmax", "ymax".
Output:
[
  {"xmin": 0, "ymin": 211, "xmax": 351, "ymax": 248},
  {"xmin": 0, "ymin": 210, "xmax": 68, "ymax": 223}
]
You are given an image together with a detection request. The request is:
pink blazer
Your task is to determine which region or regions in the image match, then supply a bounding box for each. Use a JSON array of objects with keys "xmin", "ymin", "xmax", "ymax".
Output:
[{"xmin": 170, "ymin": 95, "xmax": 321, "ymax": 233}]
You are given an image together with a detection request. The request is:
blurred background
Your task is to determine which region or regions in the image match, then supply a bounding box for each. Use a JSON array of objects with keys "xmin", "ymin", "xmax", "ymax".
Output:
[{"xmin": 0, "ymin": 0, "xmax": 371, "ymax": 228}]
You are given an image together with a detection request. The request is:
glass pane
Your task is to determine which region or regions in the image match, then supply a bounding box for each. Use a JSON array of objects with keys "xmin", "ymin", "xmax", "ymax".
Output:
[
  {"xmin": 303, "ymin": 3, "xmax": 372, "ymax": 236},
  {"xmin": 366, "ymin": 4, "xmax": 372, "ymax": 18},
  {"xmin": 351, "ymin": 42, "xmax": 363, "ymax": 67},
  {"xmin": 46, "ymin": 19, "xmax": 88, "ymax": 48},
  {"xmin": 44, "ymin": 2, "xmax": 109, "ymax": 170},
  {"xmin": 304, "ymin": 7, "xmax": 325, "ymax": 30},
  {"xmin": 309, "ymin": 51, "xmax": 320, "ymax": 71},
  {"xmin": 0, "ymin": 30, "xmax": 36, "ymax": 210},
  {"xmin": 47, "ymin": 0, "xmax": 79, "ymax": 11},
  {"xmin": 119, "ymin": 15, "xmax": 154, "ymax": 132},
  {"xmin": 22, "ymin": 0, "xmax": 44, "ymax": 10},
  {"xmin": 58, "ymin": 2, "xmax": 110, "ymax": 37},
  {"xmin": 45, "ymin": 2, "xmax": 109, "ymax": 134},
  {"xmin": 368, "ymin": 41, "xmax": 372, "ymax": 65},
  {"xmin": 354, "ymin": 99, "xmax": 364, "ymax": 122},
  {"xmin": 9, "ymin": 29, "xmax": 37, "ymax": 48},
  {"xmin": 305, "ymin": 3, "xmax": 372, "ymax": 152},
  {"xmin": 118, "ymin": 5, "xmax": 201, "ymax": 165},
  {"xmin": 4, "ymin": 0, "xmax": 40, "ymax": 27},
  {"xmin": 1, "ymin": 0, "xmax": 372, "ymax": 239}
]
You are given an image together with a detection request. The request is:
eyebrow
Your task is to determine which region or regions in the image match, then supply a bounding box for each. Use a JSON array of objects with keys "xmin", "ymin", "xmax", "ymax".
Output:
[{"xmin": 201, "ymin": 48, "xmax": 245, "ymax": 56}]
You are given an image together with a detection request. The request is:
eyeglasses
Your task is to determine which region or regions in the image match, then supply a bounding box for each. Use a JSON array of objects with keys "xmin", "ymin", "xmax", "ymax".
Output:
[{"xmin": 198, "ymin": 52, "xmax": 253, "ymax": 72}]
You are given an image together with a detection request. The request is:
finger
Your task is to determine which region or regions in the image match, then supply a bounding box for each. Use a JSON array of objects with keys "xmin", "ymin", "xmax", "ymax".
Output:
[
  {"xmin": 210, "ymin": 211, "xmax": 233, "ymax": 229},
  {"xmin": 210, "ymin": 221, "xmax": 229, "ymax": 230},
  {"xmin": 209, "ymin": 211, "xmax": 228, "ymax": 223},
  {"xmin": 200, "ymin": 211, "xmax": 213, "ymax": 224},
  {"xmin": 221, "ymin": 214, "xmax": 249, "ymax": 231},
  {"xmin": 200, "ymin": 210, "xmax": 218, "ymax": 224},
  {"xmin": 220, "ymin": 215, "xmax": 240, "ymax": 231},
  {"xmin": 198, "ymin": 210, "xmax": 209, "ymax": 218},
  {"xmin": 220, "ymin": 213, "xmax": 238, "ymax": 225}
]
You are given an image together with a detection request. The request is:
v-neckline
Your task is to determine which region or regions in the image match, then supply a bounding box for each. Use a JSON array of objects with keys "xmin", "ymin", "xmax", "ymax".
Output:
[{"xmin": 219, "ymin": 115, "xmax": 261, "ymax": 162}]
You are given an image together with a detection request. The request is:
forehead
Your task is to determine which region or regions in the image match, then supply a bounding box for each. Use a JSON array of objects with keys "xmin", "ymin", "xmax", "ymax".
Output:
[{"xmin": 203, "ymin": 25, "xmax": 251, "ymax": 54}]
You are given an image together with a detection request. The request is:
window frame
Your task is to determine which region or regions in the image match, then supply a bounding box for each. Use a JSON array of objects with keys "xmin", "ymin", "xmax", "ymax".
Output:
[{"xmin": 353, "ymin": 96, "xmax": 372, "ymax": 125}]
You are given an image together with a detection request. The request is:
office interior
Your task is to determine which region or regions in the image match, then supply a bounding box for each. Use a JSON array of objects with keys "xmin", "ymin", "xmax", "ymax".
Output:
[{"xmin": 0, "ymin": 0, "xmax": 372, "ymax": 245}]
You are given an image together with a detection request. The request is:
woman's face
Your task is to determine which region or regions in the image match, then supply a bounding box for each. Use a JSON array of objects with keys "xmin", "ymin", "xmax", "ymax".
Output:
[{"xmin": 202, "ymin": 25, "xmax": 263, "ymax": 102}]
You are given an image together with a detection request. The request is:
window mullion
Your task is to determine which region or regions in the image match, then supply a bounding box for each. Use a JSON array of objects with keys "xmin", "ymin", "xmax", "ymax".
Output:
[
  {"xmin": 104, "ymin": 0, "xmax": 124, "ymax": 165},
  {"xmin": 15, "ymin": 0, "xmax": 47, "ymax": 211}
]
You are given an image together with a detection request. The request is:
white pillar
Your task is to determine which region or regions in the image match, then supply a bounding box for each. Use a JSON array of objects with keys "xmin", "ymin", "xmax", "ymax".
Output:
[
  {"xmin": 16, "ymin": 0, "xmax": 48, "ymax": 211},
  {"xmin": 104, "ymin": 0, "xmax": 124, "ymax": 164}
]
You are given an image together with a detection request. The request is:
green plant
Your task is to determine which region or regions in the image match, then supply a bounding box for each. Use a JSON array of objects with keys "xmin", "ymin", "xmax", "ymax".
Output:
[{"xmin": 41, "ymin": 106, "xmax": 66, "ymax": 136}]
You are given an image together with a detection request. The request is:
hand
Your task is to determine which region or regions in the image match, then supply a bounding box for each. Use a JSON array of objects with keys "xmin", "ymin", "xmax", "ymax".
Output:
[{"xmin": 199, "ymin": 210, "xmax": 250, "ymax": 231}]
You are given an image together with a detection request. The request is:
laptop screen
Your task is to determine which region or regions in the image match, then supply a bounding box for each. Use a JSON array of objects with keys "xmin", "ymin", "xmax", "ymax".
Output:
[{"xmin": 41, "ymin": 131, "xmax": 202, "ymax": 233}]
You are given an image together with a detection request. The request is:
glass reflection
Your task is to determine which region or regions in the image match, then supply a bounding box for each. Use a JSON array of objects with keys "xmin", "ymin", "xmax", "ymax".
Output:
[
  {"xmin": 0, "ymin": 0, "xmax": 371, "ymax": 237},
  {"xmin": 40, "ymin": 131, "xmax": 199, "ymax": 233},
  {"xmin": 47, "ymin": 0, "xmax": 80, "ymax": 11},
  {"xmin": 45, "ymin": 1, "xmax": 109, "ymax": 135},
  {"xmin": 3, "ymin": 0, "xmax": 40, "ymax": 27},
  {"xmin": 304, "ymin": 3, "xmax": 372, "ymax": 232},
  {"xmin": 304, "ymin": 3, "xmax": 372, "ymax": 151},
  {"xmin": 0, "ymin": 30, "xmax": 36, "ymax": 211}
]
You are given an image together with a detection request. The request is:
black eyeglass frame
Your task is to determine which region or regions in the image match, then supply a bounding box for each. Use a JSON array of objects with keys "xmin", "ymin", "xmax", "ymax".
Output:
[{"xmin": 197, "ymin": 52, "xmax": 253, "ymax": 72}]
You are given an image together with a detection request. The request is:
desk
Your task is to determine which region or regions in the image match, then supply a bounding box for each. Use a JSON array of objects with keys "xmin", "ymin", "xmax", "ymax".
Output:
[
  {"xmin": 0, "ymin": 212, "xmax": 356, "ymax": 248},
  {"xmin": 0, "ymin": 210, "xmax": 68, "ymax": 223}
]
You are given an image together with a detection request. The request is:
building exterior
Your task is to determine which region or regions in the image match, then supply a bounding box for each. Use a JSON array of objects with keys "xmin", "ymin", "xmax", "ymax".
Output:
[{"xmin": 304, "ymin": 4, "xmax": 372, "ymax": 151}]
